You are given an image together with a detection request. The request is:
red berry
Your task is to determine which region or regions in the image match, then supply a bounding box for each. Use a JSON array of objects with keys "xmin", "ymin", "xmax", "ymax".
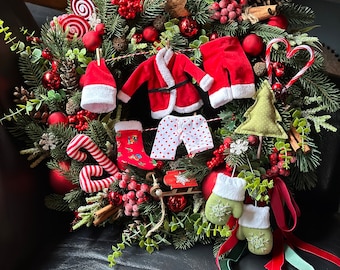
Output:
[
  {"xmin": 272, "ymin": 82, "xmax": 283, "ymax": 92},
  {"xmin": 119, "ymin": 180, "xmax": 127, "ymax": 189},
  {"xmin": 128, "ymin": 180, "xmax": 138, "ymax": 190},
  {"xmin": 211, "ymin": 2, "xmax": 220, "ymax": 10},
  {"xmin": 127, "ymin": 191, "xmax": 136, "ymax": 200}
]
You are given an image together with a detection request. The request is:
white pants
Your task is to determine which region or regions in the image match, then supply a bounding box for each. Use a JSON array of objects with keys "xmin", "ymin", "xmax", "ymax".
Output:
[{"xmin": 150, "ymin": 115, "xmax": 214, "ymax": 160}]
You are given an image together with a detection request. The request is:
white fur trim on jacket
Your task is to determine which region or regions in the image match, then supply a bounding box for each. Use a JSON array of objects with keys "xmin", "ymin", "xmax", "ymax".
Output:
[
  {"xmin": 114, "ymin": 120, "xmax": 143, "ymax": 132},
  {"xmin": 231, "ymin": 83, "xmax": 256, "ymax": 99},
  {"xmin": 238, "ymin": 204, "xmax": 271, "ymax": 229},
  {"xmin": 209, "ymin": 87, "xmax": 233, "ymax": 109},
  {"xmin": 212, "ymin": 173, "xmax": 246, "ymax": 201},
  {"xmin": 199, "ymin": 74, "xmax": 214, "ymax": 92}
]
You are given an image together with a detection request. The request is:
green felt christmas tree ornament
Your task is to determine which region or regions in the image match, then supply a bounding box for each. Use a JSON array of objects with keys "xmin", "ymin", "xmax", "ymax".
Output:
[{"xmin": 234, "ymin": 79, "xmax": 288, "ymax": 139}]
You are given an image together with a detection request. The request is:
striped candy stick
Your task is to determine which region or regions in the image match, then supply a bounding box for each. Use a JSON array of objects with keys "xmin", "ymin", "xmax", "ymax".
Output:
[
  {"xmin": 67, "ymin": 134, "xmax": 120, "ymax": 193},
  {"xmin": 265, "ymin": 37, "xmax": 315, "ymax": 91},
  {"xmin": 79, "ymin": 165, "xmax": 120, "ymax": 193}
]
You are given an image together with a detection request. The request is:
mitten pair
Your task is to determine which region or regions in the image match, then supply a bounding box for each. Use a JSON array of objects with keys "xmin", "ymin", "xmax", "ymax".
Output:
[{"xmin": 205, "ymin": 173, "xmax": 273, "ymax": 255}]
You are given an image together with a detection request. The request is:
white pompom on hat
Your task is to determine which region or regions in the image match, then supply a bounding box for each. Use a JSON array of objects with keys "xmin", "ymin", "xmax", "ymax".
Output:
[{"xmin": 80, "ymin": 58, "xmax": 117, "ymax": 113}]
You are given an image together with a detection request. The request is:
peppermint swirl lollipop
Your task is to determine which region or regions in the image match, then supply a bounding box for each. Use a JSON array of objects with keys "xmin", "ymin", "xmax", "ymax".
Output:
[
  {"xmin": 59, "ymin": 14, "xmax": 90, "ymax": 39},
  {"xmin": 71, "ymin": 0, "xmax": 96, "ymax": 21}
]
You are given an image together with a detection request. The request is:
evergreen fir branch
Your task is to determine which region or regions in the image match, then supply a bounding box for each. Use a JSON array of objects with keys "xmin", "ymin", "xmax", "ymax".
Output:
[
  {"xmin": 45, "ymin": 193, "xmax": 71, "ymax": 211},
  {"xmin": 40, "ymin": 22, "xmax": 80, "ymax": 60},
  {"xmin": 251, "ymin": 23, "xmax": 285, "ymax": 43},
  {"xmin": 212, "ymin": 20, "xmax": 251, "ymax": 38},
  {"xmin": 279, "ymin": 3, "xmax": 315, "ymax": 30},
  {"xmin": 299, "ymin": 72, "xmax": 340, "ymax": 113},
  {"xmin": 64, "ymin": 189, "xmax": 87, "ymax": 211},
  {"xmin": 172, "ymin": 231, "xmax": 196, "ymax": 250},
  {"xmin": 187, "ymin": 0, "xmax": 213, "ymax": 25},
  {"xmin": 25, "ymin": 121, "xmax": 46, "ymax": 143},
  {"xmin": 18, "ymin": 53, "xmax": 44, "ymax": 89},
  {"xmin": 96, "ymin": 0, "xmax": 127, "ymax": 39},
  {"xmin": 139, "ymin": 0, "xmax": 166, "ymax": 29},
  {"xmin": 48, "ymin": 124, "xmax": 79, "ymax": 160},
  {"xmin": 85, "ymin": 120, "xmax": 112, "ymax": 151}
]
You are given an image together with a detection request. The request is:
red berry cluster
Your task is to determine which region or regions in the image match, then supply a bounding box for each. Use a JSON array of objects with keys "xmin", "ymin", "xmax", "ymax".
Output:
[
  {"xmin": 266, "ymin": 148, "xmax": 296, "ymax": 178},
  {"xmin": 210, "ymin": 0, "xmax": 244, "ymax": 24},
  {"xmin": 111, "ymin": 0, "xmax": 142, "ymax": 19},
  {"xmin": 67, "ymin": 110, "xmax": 97, "ymax": 131},
  {"xmin": 207, "ymin": 137, "xmax": 232, "ymax": 169},
  {"xmin": 119, "ymin": 174, "xmax": 150, "ymax": 217},
  {"xmin": 271, "ymin": 62, "xmax": 286, "ymax": 99}
]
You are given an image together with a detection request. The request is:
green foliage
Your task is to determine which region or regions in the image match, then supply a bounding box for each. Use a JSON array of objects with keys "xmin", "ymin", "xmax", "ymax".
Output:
[
  {"xmin": 138, "ymin": 0, "xmax": 166, "ymax": 29},
  {"xmin": 18, "ymin": 53, "xmax": 44, "ymax": 88},
  {"xmin": 279, "ymin": 3, "xmax": 315, "ymax": 30},
  {"xmin": 187, "ymin": 0, "xmax": 213, "ymax": 25},
  {"xmin": 212, "ymin": 20, "xmax": 251, "ymax": 38},
  {"xmin": 238, "ymin": 170, "xmax": 274, "ymax": 202}
]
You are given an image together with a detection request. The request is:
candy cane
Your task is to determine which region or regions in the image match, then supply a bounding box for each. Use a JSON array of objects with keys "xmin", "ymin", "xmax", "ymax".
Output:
[
  {"xmin": 265, "ymin": 37, "xmax": 315, "ymax": 91},
  {"xmin": 265, "ymin": 37, "xmax": 291, "ymax": 85},
  {"xmin": 285, "ymin": 44, "xmax": 315, "ymax": 89},
  {"xmin": 67, "ymin": 134, "xmax": 120, "ymax": 193},
  {"xmin": 79, "ymin": 165, "xmax": 120, "ymax": 193},
  {"xmin": 67, "ymin": 134, "xmax": 118, "ymax": 175}
]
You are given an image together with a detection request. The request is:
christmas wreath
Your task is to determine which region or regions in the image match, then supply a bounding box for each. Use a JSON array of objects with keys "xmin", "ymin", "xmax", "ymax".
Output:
[{"xmin": 1, "ymin": 0, "xmax": 340, "ymax": 269}]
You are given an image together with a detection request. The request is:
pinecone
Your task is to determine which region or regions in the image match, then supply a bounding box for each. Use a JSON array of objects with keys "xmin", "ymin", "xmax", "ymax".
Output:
[
  {"xmin": 153, "ymin": 15, "xmax": 166, "ymax": 31},
  {"xmin": 59, "ymin": 59, "xmax": 79, "ymax": 93},
  {"xmin": 253, "ymin": 61, "xmax": 267, "ymax": 77},
  {"xmin": 32, "ymin": 103, "xmax": 50, "ymax": 124},
  {"xmin": 13, "ymin": 86, "xmax": 35, "ymax": 104},
  {"xmin": 113, "ymin": 37, "xmax": 128, "ymax": 52},
  {"xmin": 66, "ymin": 97, "xmax": 81, "ymax": 115}
]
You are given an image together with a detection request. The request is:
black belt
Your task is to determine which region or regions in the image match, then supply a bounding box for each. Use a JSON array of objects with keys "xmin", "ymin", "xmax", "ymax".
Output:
[{"xmin": 148, "ymin": 79, "xmax": 190, "ymax": 93}]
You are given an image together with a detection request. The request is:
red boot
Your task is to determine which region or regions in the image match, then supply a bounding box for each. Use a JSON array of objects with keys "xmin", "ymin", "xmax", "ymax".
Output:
[{"xmin": 115, "ymin": 120, "xmax": 157, "ymax": 170}]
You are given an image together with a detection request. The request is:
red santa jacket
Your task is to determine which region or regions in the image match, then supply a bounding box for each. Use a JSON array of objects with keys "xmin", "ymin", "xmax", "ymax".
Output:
[{"xmin": 117, "ymin": 47, "xmax": 214, "ymax": 119}]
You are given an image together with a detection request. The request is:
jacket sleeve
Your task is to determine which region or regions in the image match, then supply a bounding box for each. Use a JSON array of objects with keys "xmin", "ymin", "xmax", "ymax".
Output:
[
  {"xmin": 180, "ymin": 54, "xmax": 214, "ymax": 92},
  {"xmin": 117, "ymin": 59, "xmax": 152, "ymax": 103}
]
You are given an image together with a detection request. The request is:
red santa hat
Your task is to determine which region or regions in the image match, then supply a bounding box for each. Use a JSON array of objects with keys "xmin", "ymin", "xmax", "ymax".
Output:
[{"xmin": 80, "ymin": 58, "xmax": 117, "ymax": 113}]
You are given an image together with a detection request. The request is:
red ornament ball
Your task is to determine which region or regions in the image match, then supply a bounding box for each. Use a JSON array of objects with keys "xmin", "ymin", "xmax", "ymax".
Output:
[
  {"xmin": 42, "ymin": 70, "xmax": 61, "ymax": 90},
  {"xmin": 108, "ymin": 191, "xmax": 123, "ymax": 206},
  {"xmin": 49, "ymin": 161, "xmax": 77, "ymax": 194},
  {"xmin": 241, "ymin": 33, "xmax": 264, "ymax": 57},
  {"xmin": 267, "ymin": 15, "xmax": 288, "ymax": 30},
  {"xmin": 142, "ymin": 26, "xmax": 159, "ymax": 42},
  {"xmin": 179, "ymin": 17, "xmax": 199, "ymax": 38},
  {"xmin": 42, "ymin": 48, "xmax": 53, "ymax": 61},
  {"xmin": 82, "ymin": 30, "xmax": 102, "ymax": 52},
  {"xmin": 47, "ymin": 111, "xmax": 69, "ymax": 126},
  {"xmin": 167, "ymin": 195, "xmax": 187, "ymax": 213},
  {"xmin": 202, "ymin": 169, "xmax": 230, "ymax": 200}
]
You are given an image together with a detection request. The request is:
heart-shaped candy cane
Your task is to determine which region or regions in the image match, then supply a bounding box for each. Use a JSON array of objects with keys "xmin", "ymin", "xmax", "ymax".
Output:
[
  {"xmin": 67, "ymin": 134, "xmax": 120, "ymax": 193},
  {"xmin": 265, "ymin": 37, "xmax": 315, "ymax": 91}
]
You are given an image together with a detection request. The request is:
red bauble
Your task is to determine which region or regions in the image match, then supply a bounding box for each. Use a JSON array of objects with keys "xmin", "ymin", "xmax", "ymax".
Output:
[
  {"xmin": 179, "ymin": 17, "xmax": 199, "ymax": 38},
  {"xmin": 142, "ymin": 26, "xmax": 159, "ymax": 42},
  {"xmin": 49, "ymin": 161, "xmax": 76, "ymax": 194},
  {"xmin": 241, "ymin": 33, "xmax": 264, "ymax": 57},
  {"xmin": 167, "ymin": 195, "xmax": 187, "ymax": 213},
  {"xmin": 247, "ymin": 135, "xmax": 259, "ymax": 146},
  {"xmin": 82, "ymin": 30, "xmax": 102, "ymax": 52},
  {"xmin": 267, "ymin": 15, "xmax": 288, "ymax": 30},
  {"xmin": 108, "ymin": 191, "xmax": 123, "ymax": 206},
  {"xmin": 47, "ymin": 111, "xmax": 69, "ymax": 126},
  {"xmin": 42, "ymin": 70, "xmax": 61, "ymax": 90},
  {"xmin": 42, "ymin": 48, "xmax": 53, "ymax": 61},
  {"xmin": 202, "ymin": 168, "xmax": 229, "ymax": 200}
]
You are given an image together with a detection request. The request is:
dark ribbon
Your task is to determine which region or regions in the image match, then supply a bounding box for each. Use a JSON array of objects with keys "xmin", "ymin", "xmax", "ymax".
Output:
[
  {"xmin": 265, "ymin": 177, "xmax": 340, "ymax": 269},
  {"xmin": 148, "ymin": 79, "xmax": 189, "ymax": 93},
  {"xmin": 216, "ymin": 176, "xmax": 340, "ymax": 270}
]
